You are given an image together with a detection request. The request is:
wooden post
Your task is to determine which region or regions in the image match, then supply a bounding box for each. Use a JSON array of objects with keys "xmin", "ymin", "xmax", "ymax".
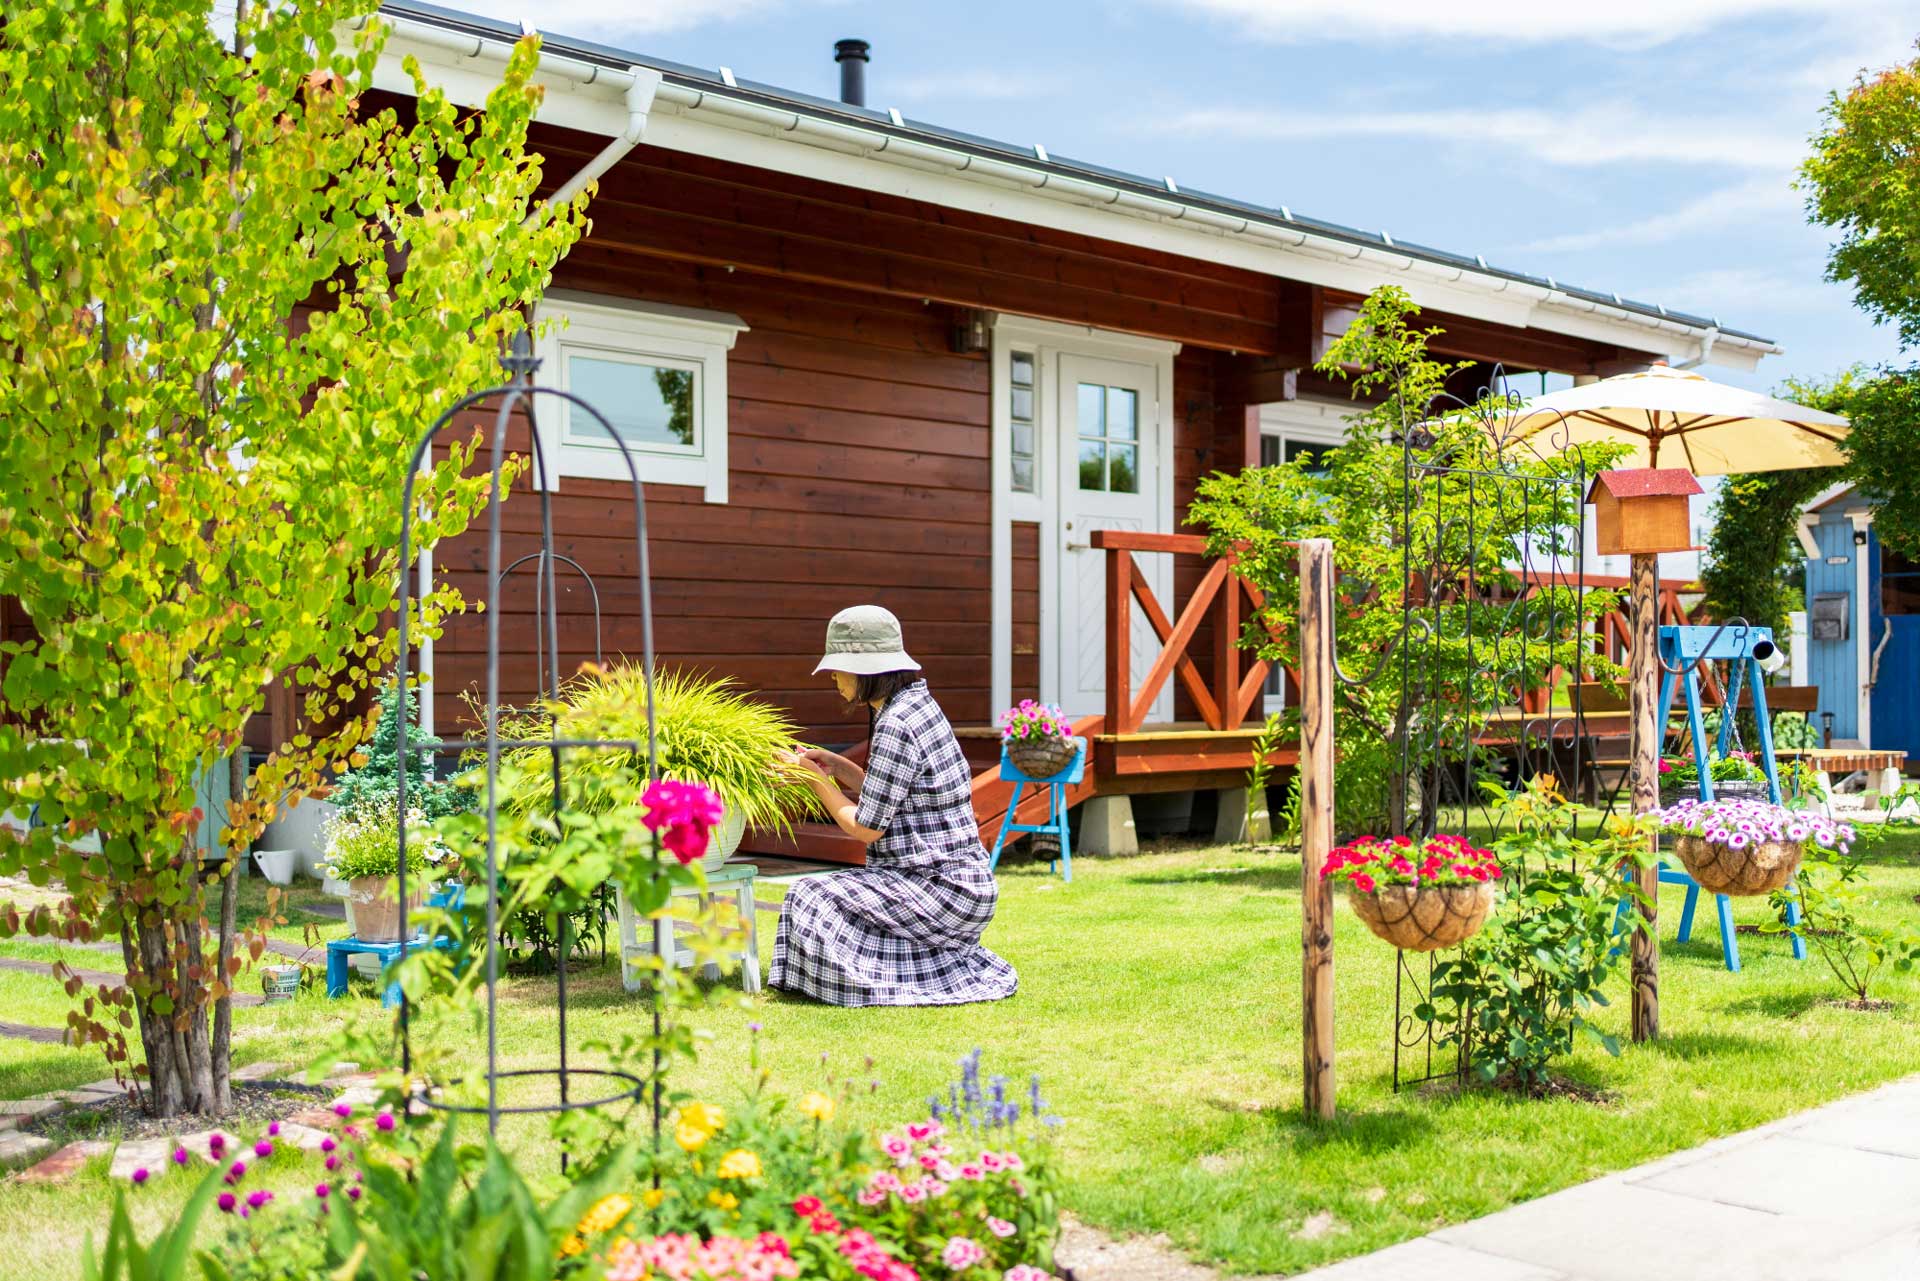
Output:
[
  {"xmin": 1216, "ymin": 553, "xmax": 1243, "ymax": 728},
  {"xmin": 1106, "ymin": 546, "xmax": 1133, "ymax": 734},
  {"xmin": 1627, "ymin": 550, "xmax": 1660, "ymax": 1043},
  {"xmin": 1298, "ymin": 538, "xmax": 1336, "ymax": 1120}
]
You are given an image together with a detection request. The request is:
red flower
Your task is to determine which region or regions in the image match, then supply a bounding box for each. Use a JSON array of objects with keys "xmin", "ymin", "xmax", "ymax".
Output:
[
  {"xmin": 1352, "ymin": 872, "xmax": 1376, "ymax": 893},
  {"xmin": 792, "ymin": 1195, "xmax": 823, "ymax": 1217},
  {"xmin": 810, "ymin": 1211, "xmax": 842, "ymax": 1235}
]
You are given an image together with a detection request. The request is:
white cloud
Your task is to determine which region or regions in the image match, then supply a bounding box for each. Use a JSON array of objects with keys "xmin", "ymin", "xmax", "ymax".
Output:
[
  {"xmin": 447, "ymin": 0, "xmax": 782, "ymax": 37},
  {"xmin": 1159, "ymin": 0, "xmax": 1890, "ymax": 48},
  {"xmin": 1516, "ymin": 177, "xmax": 1803, "ymax": 253},
  {"xmin": 1645, "ymin": 266, "xmax": 1844, "ymax": 317},
  {"xmin": 1154, "ymin": 104, "xmax": 1804, "ymax": 169}
]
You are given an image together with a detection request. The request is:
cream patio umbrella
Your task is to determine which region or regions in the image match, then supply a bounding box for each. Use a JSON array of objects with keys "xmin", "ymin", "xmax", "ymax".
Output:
[
  {"xmin": 1492, "ymin": 362, "xmax": 1848, "ymax": 1047},
  {"xmin": 1499, "ymin": 363, "xmax": 1849, "ymax": 474}
]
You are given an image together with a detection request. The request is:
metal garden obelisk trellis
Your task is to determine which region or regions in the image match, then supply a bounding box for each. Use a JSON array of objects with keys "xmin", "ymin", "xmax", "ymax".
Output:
[{"xmin": 387, "ymin": 331, "xmax": 666, "ymax": 1158}]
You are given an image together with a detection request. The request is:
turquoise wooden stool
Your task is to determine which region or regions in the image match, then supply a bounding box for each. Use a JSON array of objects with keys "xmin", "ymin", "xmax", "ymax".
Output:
[
  {"xmin": 325, "ymin": 882, "xmax": 465, "ymax": 1008},
  {"xmin": 988, "ymin": 738, "xmax": 1086, "ymax": 882}
]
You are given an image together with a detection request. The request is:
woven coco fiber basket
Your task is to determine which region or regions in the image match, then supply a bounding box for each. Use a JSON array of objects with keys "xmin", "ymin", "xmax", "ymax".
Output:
[
  {"xmin": 1348, "ymin": 881, "xmax": 1495, "ymax": 952},
  {"xmin": 1673, "ymin": 835, "xmax": 1803, "ymax": 897},
  {"xmin": 1009, "ymin": 736, "xmax": 1076, "ymax": 779}
]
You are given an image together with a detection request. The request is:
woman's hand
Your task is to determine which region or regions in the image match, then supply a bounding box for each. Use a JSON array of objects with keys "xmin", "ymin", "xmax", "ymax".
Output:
[
  {"xmin": 797, "ymin": 747, "xmax": 866, "ymax": 792},
  {"xmin": 772, "ymin": 749, "xmax": 832, "ymax": 786}
]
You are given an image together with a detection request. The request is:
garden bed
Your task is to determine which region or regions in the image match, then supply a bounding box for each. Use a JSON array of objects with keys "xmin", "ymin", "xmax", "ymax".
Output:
[{"xmin": 0, "ymin": 829, "xmax": 1916, "ymax": 1278}]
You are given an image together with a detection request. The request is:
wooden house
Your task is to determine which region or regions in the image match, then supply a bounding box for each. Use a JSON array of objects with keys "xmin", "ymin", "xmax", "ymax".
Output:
[
  {"xmin": 1798, "ymin": 483, "xmax": 1919, "ymax": 760},
  {"xmin": 314, "ymin": 3, "xmax": 1783, "ymax": 860}
]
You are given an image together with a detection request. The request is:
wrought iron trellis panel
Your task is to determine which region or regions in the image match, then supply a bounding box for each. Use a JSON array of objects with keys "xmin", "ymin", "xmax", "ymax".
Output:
[
  {"xmin": 388, "ymin": 333, "xmax": 665, "ymax": 1160},
  {"xmin": 1383, "ymin": 367, "xmax": 1593, "ymax": 1090}
]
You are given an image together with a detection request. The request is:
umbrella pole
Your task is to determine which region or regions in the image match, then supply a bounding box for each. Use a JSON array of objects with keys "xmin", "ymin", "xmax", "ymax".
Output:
[{"xmin": 1627, "ymin": 550, "xmax": 1660, "ymax": 1043}]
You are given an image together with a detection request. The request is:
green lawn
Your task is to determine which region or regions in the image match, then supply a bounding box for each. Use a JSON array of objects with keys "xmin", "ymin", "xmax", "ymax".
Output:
[{"xmin": 2, "ymin": 833, "xmax": 1918, "ymax": 1279}]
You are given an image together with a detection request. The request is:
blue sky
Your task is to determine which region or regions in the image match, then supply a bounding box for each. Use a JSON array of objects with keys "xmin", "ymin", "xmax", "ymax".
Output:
[{"xmin": 454, "ymin": 0, "xmax": 1915, "ymax": 392}]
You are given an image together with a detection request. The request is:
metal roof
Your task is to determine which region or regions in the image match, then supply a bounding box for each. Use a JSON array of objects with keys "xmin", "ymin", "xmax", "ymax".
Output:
[{"xmin": 381, "ymin": 0, "xmax": 1774, "ymax": 350}]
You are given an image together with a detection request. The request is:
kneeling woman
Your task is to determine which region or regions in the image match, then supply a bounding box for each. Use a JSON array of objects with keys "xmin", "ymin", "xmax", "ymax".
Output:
[{"xmin": 770, "ymin": 606, "xmax": 1017, "ymax": 1007}]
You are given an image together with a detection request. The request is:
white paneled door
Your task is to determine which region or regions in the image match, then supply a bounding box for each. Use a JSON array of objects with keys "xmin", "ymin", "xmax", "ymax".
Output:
[{"xmin": 1054, "ymin": 353, "xmax": 1169, "ymax": 722}]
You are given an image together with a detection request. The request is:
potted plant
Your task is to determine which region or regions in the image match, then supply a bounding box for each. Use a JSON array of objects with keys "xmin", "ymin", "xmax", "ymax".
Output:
[
  {"xmin": 319, "ymin": 799, "xmax": 447, "ymax": 942},
  {"xmin": 1658, "ymin": 751, "xmax": 1769, "ymax": 807},
  {"xmin": 260, "ymin": 963, "xmax": 302, "ymax": 1001},
  {"xmin": 999, "ymin": 700, "xmax": 1077, "ymax": 778},
  {"xmin": 502, "ymin": 666, "xmax": 819, "ymax": 871},
  {"xmin": 1655, "ymin": 797, "xmax": 1853, "ymax": 896},
  {"xmin": 1321, "ymin": 833, "xmax": 1502, "ymax": 951}
]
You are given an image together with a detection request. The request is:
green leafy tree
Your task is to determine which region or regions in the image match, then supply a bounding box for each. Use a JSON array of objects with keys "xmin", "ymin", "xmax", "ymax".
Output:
[
  {"xmin": 1190, "ymin": 286, "xmax": 1620, "ymax": 836},
  {"xmin": 0, "ymin": 0, "xmax": 586, "ymax": 1115},
  {"xmin": 329, "ymin": 681, "xmax": 474, "ymax": 821},
  {"xmin": 1803, "ymin": 46, "xmax": 1920, "ymax": 348}
]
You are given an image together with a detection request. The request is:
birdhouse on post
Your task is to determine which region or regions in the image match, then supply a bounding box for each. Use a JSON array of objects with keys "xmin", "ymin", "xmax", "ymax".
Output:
[{"xmin": 1586, "ymin": 468, "xmax": 1703, "ymax": 556}]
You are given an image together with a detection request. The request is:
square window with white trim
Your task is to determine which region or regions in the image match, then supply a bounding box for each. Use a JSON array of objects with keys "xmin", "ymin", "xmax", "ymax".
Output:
[{"xmin": 532, "ymin": 291, "xmax": 747, "ymax": 502}]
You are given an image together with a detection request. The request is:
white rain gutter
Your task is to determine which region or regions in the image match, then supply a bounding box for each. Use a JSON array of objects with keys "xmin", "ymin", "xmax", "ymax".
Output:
[
  {"xmin": 1674, "ymin": 327, "xmax": 1719, "ymax": 369},
  {"xmin": 361, "ymin": 9, "xmax": 1780, "ymax": 366},
  {"xmin": 542, "ymin": 68, "xmax": 662, "ymax": 212}
]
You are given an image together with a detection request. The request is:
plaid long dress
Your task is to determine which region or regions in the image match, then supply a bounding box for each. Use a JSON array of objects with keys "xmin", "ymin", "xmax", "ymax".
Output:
[{"xmin": 769, "ymin": 681, "xmax": 1018, "ymax": 1007}]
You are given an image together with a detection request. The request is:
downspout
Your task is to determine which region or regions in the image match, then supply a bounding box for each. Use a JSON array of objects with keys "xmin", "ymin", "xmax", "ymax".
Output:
[
  {"xmin": 536, "ymin": 68, "xmax": 662, "ymax": 216},
  {"xmin": 1674, "ymin": 326, "xmax": 1719, "ymax": 370},
  {"xmin": 1850, "ymin": 509, "xmax": 1874, "ymax": 746}
]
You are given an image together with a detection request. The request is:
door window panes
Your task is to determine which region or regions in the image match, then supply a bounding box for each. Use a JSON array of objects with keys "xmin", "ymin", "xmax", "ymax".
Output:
[
  {"xmin": 1009, "ymin": 350, "xmax": 1037, "ymax": 494},
  {"xmin": 565, "ymin": 353, "xmax": 696, "ymax": 449},
  {"xmin": 1076, "ymin": 382, "xmax": 1141, "ymax": 493}
]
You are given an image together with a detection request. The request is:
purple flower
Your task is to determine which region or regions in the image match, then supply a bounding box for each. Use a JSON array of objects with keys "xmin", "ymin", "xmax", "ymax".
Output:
[
  {"xmin": 171, "ymin": 1147, "xmax": 188, "ymax": 1166},
  {"xmin": 346, "ymin": 1186, "xmax": 362, "ymax": 1201},
  {"xmin": 224, "ymin": 1160, "xmax": 247, "ymax": 1184},
  {"xmin": 315, "ymin": 1182, "xmax": 330, "ymax": 1199},
  {"xmin": 217, "ymin": 1192, "xmax": 237, "ymax": 1214},
  {"xmin": 320, "ymin": 1137, "xmax": 337, "ymax": 1153},
  {"xmin": 254, "ymin": 1140, "xmax": 273, "ymax": 1159},
  {"xmin": 131, "ymin": 1168, "xmax": 149, "ymax": 1185},
  {"xmin": 748, "ymin": 1022, "xmax": 763, "ymax": 1033},
  {"xmin": 326, "ymin": 1155, "xmax": 340, "ymax": 1172},
  {"xmin": 267, "ymin": 1122, "xmax": 281, "ymax": 1137},
  {"xmin": 246, "ymin": 1190, "xmax": 273, "ymax": 1210},
  {"xmin": 333, "ymin": 1103, "xmax": 353, "ymax": 1119},
  {"xmin": 374, "ymin": 1110, "xmax": 396, "ymax": 1133},
  {"xmin": 208, "ymin": 1133, "xmax": 226, "ymax": 1154}
]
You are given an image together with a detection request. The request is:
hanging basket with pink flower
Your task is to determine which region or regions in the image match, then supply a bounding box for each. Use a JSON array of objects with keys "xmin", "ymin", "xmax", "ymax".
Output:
[
  {"xmin": 998, "ymin": 700, "xmax": 1078, "ymax": 778},
  {"xmin": 1320, "ymin": 834, "xmax": 1502, "ymax": 951},
  {"xmin": 1654, "ymin": 798, "xmax": 1852, "ymax": 896}
]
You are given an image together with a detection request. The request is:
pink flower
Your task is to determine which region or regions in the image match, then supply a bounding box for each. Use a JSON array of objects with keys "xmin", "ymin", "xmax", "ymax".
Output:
[
  {"xmin": 899, "ymin": 1183, "xmax": 928, "ymax": 1204},
  {"xmin": 980, "ymin": 1151, "xmax": 1004, "ymax": 1171},
  {"xmin": 882, "ymin": 1135, "xmax": 912, "ymax": 1161},
  {"xmin": 254, "ymin": 1140, "xmax": 273, "ymax": 1158},
  {"xmin": 858, "ymin": 1187, "xmax": 889, "ymax": 1206},
  {"xmin": 792, "ymin": 1196, "xmax": 823, "ymax": 1217},
  {"xmin": 641, "ymin": 779, "xmax": 725, "ymax": 866},
  {"xmin": 1006, "ymin": 1267, "xmax": 1054, "ymax": 1281},
  {"xmin": 346, "ymin": 1186, "xmax": 361, "ymax": 1202},
  {"xmin": 1000, "ymin": 1152, "xmax": 1024, "ymax": 1172},
  {"xmin": 217, "ymin": 1192, "xmax": 236, "ymax": 1214},
  {"xmin": 131, "ymin": 1168, "xmax": 149, "ymax": 1185},
  {"xmin": 905, "ymin": 1121, "xmax": 942, "ymax": 1142},
  {"xmin": 872, "ymin": 1171, "xmax": 902, "ymax": 1193},
  {"xmin": 958, "ymin": 1163, "xmax": 985, "ymax": 1181},
  {"xmin": 985, "ymin": 1217, "xmax": 1016, "ymax": 1239},
  {"xmin": 333, "ymin": 1104, "xmax": 352, "ymax": 1119},
  {"xmin": 921, "ymin": 1178, "xmax": 949, "ymax": 1198},
  {"xmin": 375, "ymin": 1110, "xmax": 396, "ymax": 1133},
  {"xmin": 320, "ymin": 1137, "xmax": 337, "ymax": 1153},
  {"xmin": 919, "ymin": 1153, "xmax": 942, "ymax": 1171},
  {"xmin": 941, "ymin": 1237, "xmax": 987, "ymax": 1271},
  {"xmin": 246, "ymin": 1190, "xmax": 273, "ymax": 1210},
  {"xmin": 1352, "ymin": 873, "xmax": 1376, "ymax": 893}
]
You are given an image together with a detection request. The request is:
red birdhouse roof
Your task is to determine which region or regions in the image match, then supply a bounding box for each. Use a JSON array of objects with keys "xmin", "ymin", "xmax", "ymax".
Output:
[{"xmin": 1585, "ymin": 468, "xmax": 1704, "ymax": 502}]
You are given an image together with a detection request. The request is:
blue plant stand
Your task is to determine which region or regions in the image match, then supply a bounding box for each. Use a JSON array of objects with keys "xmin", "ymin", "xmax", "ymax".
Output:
[
  {"xmin": 1649, "ymin": 624, "xmax": 1805, "ymax": 971},
  {"xmin": 326, "ymin": 883, "xmax": 464, "ymax": 1008},
  {"xmin": 988, "ymin": 738, "xmax": 1087, "ymax": 882}
]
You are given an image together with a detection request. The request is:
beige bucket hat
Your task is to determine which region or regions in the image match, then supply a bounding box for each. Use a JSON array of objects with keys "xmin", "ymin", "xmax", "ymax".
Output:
[{"xmin": 812, "ymin": 604, "xmax": 922, "ymax": 676}]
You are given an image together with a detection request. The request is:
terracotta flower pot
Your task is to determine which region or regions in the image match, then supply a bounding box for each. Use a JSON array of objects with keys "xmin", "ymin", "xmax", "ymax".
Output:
[
  {"xmin": 1672, "ymin": 834, "xmax": 1802, "ymax": 897},
  {"xmin": 1347, "ymin": 881, "xmax": 1495, "ymax": 952},
  {"xmin": 1008, "ymin": 736, "xmax": 1076, "ymax": 778},
  {"xmin": 347, "ymin": 875, "xmax": 427, "ymax": 943}
]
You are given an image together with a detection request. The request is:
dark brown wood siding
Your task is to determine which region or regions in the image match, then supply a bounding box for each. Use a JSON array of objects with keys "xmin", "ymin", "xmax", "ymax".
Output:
[{"xmin": 1011, "ymin": 520, "xmax": 1040, "ymax": 703}]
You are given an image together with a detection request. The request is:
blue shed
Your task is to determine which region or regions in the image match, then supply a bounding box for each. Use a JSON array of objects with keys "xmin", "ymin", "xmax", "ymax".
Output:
[{"xmin": 1800, "ymin": 484, "xmax": 1920, "ymax": 755}]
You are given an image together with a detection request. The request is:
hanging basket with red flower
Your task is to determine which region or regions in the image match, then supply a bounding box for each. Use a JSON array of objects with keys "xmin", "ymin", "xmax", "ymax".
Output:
[{"xmin": 1320, "ymin": 834, "xmax": 1502, "ymax": 951}]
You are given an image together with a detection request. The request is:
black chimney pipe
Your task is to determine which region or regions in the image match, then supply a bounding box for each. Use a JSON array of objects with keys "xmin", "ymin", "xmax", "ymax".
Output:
[{"xmin": 834, "ymin": 38, "xmax": 870, "ymax": 107}]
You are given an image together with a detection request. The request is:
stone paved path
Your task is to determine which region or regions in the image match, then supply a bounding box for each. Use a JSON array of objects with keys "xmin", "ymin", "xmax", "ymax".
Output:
[{"xmin": 1292, "ymin": 1073, "xmax": 1920, "ymax": 1281}]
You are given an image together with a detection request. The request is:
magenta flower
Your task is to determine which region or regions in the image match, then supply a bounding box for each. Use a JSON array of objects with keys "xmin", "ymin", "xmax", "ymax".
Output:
[
  {"xmin": 217, "ymin": 1192, "xmax": 237, "ymax": 1214},
  {"xmin": 346, "ymin": 1186, "xmax": 362, "ymax": 1202},
  {"xmin": 640, "ymin": 779, "xmax": 725, "ymax": 866},
  {"xmin": 224, "ymin": 1160, "xmax": 247, "ymax": 1184},
  {"xmin": 254, "ymin": 1140, "xmax": 273, "ymax": 1158},
  {"xmin": 208, "ymin": 1133, "xmax": 226, "ymax": 1154},
  {"xmin": 171, "ymin": 1147, "xmax": 188, "ymax": 1166},
  {"xmin": 131, "ymin": 1168, "xmax": 149, "ymax": 1185},
  {"xmin": 246, "ymin": 1190, "xmax": 273, "ymax": 1210},
  {"xmin": 267, "ymin": 1122, "xmax": 280, "ymax": 1138},
  {"xmin": 315, "ymin": 1182, "xmax": 330, "ymax": 1199},
  {"xmin": 375, "ymin": 1110, "xmax": 396, "ymax": 1133},
  {"xmin": 326, "ymin": 1155, "xmax": 340, "ymax": 1172},
  {"xmin": 320, "ymin": 1137, "xmax": 337, "ymax": 1153}
]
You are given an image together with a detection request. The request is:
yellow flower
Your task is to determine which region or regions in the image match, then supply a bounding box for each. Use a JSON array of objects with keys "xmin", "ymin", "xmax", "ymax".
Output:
[
  {"xmin": 798, "ymin": 1091, "xmax": 836, "ymax": 1122},
  {"xmin": 642, "ymin": 1187, "xmax": 667, "ymax": 1209},
  {"xmin": 680, "ymin": 1101, "xmax": 726, "ymax": 1135},
  {"xmin": 715, "ymin": 1148, "xmax": 763, "ymax": 1180},
  {"xmin": 558, "ymin": 1235, "xmax": 586, "ymax": 1258},
  {"xmin": 577, "ymin": 1193, "xmax": 634, "ymax": 1236},
  {"xmin": 708, "ymin": 1188, "xmax": 739, "ymax": 1210},
  {"xmin": 675, "ymin": 1121, "xmax": 711, "ymax": 1153}
]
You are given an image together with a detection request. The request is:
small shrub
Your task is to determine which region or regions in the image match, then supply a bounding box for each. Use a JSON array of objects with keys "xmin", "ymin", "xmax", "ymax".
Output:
[{"xmin": 1767, "ymin": 827, "xmax": 1920, "ymax": 1006}]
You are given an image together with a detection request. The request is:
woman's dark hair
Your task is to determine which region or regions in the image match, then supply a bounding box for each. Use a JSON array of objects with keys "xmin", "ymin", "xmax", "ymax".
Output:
[{"xmin": 851, "ymin": 670, "xmax": 921, "ymax": 707}]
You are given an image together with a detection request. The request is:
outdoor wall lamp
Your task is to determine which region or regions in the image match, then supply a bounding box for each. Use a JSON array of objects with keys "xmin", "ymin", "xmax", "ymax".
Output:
[
  {"xmin": 950, "ymin": 308, "xmax": 993, "ymax": 354},
  {"xmin": 1852, "ymin": 528, "xmax": 1869, "ymax": 546},
  {"xmin": 1821, "ymin": 710, "xmax": 1835, "ymax": 747}
]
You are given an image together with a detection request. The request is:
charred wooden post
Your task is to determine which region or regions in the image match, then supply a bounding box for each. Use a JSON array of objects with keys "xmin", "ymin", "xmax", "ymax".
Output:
[
  {"xmin": 1627, "ymin": 550, "xmax": 1661, "ymax": 1042},
  {"xmin": 1299, "ymin": 537, "xmax": 1336, "ymax": 1120}
]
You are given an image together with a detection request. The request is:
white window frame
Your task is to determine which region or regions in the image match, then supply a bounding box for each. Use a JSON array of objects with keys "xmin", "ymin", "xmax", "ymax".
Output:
[
  {"xmin": 1257, "ymin": 397, "xmax": 1350, "ymax": 702},
  {"xmin": 532, "ymin": 290, "xmax": 747, "ymax": 503}
]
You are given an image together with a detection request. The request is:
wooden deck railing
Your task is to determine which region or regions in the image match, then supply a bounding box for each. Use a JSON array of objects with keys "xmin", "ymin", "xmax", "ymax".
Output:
[{"xmin": 1092, "ymin": 530, "xmax": 1270, "ymax": 736}]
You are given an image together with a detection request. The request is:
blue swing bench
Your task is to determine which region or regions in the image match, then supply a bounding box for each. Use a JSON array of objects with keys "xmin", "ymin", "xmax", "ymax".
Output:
[
  {"xmin": 325, "ymin": 882, "xmax": 465, "ymax": 1009},
  {"xmin": 988, "ymin": 738, "xmax": 1087, "ymax": 882}
]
